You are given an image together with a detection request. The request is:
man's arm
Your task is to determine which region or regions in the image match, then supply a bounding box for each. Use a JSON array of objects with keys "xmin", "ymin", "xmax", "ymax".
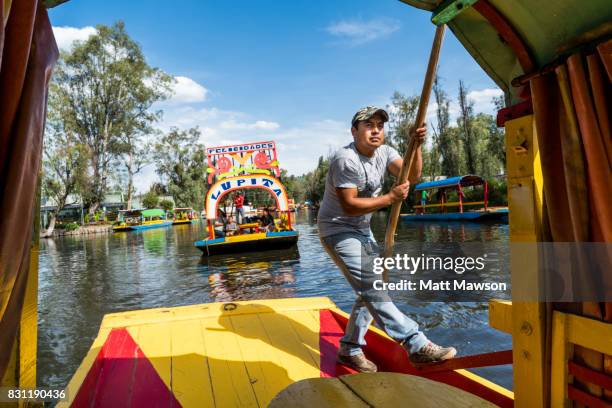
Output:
[{"xmin": 336, "ymin": 183, "xmax": 410, "ymax": 217}]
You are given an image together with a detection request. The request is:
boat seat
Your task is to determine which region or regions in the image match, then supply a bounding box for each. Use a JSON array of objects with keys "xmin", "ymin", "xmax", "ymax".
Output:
[{"xmin": 269, "ymin": 372, "xmax": 496, "ymax": 407}]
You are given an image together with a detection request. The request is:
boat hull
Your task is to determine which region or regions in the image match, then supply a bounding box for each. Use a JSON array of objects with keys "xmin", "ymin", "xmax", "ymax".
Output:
[
  {"xmin": 58, "ymin": 297, "xmax": 512, "ymax": 408},
  {"xmin": 194, "ymin": 231, "xmax": 298, "ymax": 256},
  {"xmin": 401, "ymin": 209, "xmax": 509, "ymax": 222},
  {"xmin": 112, "ymin": 220, "xmax": 173, "ymax": 231},
  {"xmin": 172, "ymin": 219, "xmax": 194, "ymax": 225}
]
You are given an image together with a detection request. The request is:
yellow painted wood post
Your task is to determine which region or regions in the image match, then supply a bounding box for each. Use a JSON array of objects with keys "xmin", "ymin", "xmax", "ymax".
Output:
[
  {"xmin": 505, "ymin": 115, "xmax": 548, "ymax": 407},
  {"xmin": 550, "ymin": 312, "xmax": 570, "ymax": 407}
]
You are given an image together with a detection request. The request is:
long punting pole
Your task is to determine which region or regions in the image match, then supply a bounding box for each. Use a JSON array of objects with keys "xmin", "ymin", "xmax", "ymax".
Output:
[{"xmin": 382, "ymin": 25, "xmax": 446, "ymax": 277}]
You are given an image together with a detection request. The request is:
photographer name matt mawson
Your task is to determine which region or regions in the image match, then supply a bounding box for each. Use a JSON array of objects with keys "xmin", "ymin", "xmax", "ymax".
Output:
[{"xmin": 369, "ymin": 249, "xmax": 509, "ymax": 294}]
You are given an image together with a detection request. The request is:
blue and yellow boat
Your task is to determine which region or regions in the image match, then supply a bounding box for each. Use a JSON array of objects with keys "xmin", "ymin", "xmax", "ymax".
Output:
[
  {"xmin": 172, "ymin": 207, "xmax": 197, "ymax": 225},
  {"xmin": 402, "ymin": 175, "xmax": 509, "ymax": 222},
  {"xmin": 195, "ymin": 141, "xmax": 298, "ymax": 256},
  {"xmin": 112, "ymin": 209, "xmax": 173, "ymax": 232}
]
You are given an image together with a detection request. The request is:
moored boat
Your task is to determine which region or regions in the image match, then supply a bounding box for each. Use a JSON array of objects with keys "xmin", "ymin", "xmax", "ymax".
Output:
[
  {"xmin": 112, "ymin": 208, "xmax": 173, "ymax": 231},
  {"xmin": 172, "ymin": 207, "xmax": 197, "ymax": 225},
  {"xmin": 401, "ymin": 175, "xmax": 508, "ymax": 222}
]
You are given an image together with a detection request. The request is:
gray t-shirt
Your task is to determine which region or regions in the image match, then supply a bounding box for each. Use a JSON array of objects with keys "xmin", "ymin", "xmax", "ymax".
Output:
[{"xmin": 317, "ymin": 142, "xmax": 401, "ymax": 238}]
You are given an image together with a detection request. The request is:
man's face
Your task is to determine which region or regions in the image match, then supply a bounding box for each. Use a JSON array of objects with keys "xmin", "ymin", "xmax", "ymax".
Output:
[{"xmin": 351, "ymin": 114, "xmax": 386, "ymax": 150}]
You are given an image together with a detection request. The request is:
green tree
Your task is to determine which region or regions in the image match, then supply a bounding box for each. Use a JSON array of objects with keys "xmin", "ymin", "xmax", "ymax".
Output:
[
  {"xmin": 41, "ymin": 125, "xmax": 88, "ymax": 236},
  {"xmin": 433, "ymin": 77, "xmax": 465, "ymax": 177},
  {"xmin": 280, "ymin": 169, "xmax": 306, "ymax": 203},
  {"xmin": 153, "ymin": 127, "xmax": 207, "ymax": 211},
  {"xmin": 142, "ymin": 191, "xmax": 159, "ymax": 208},
  {"xmin": 386, "ymin": 91, "xmax": 420, "ymax": 156},
  {"xmin": 488, "ymin": 95, "xmax": 507, "ymax": 170},
  {"xmin": 159, "ymin": 199, "xmax": 174, "ymax": 212},
  {"xmin": 49, "ymin": 21, "xmax": 172, "ymax": 217},
  {"xmin": 457, "ymin": 80, "xmax": 478, "ymax": 174},
  {"xmin": 304, "ymin": 155, "xmax": 330, "ymax": 205},
  {"xmin": 472, "ymin": 113, "xmax": 503, "ymax": 177}
]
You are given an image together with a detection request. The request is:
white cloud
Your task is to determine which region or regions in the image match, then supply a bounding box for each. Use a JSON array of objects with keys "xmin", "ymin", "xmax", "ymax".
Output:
[
  {"xmin": 467, "ymin": 88, "xmax": 503, "ymax": 114},
  {"xmin": 326, "ymin": 18, "xmax": 400, "ymax": 45},
  {"xmin": 169, "ymin": 76, "xmax": 208, "ymax": 103},
  {"xmin": 219, "ymin": 120, "xmax": 280, "ymax": 131},
  {"xmin": 52, "ymin": 26, "xmax": 96, "ymax": 50},
  {"xmin": 274, "ymin": 119, "xmax": 349, "ymax": 175}
]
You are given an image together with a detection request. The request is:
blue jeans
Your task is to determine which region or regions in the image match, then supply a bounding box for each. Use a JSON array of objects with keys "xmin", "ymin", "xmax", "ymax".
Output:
[
  {"xmin": 236, "ymin": 207, "xmax": 245, "ymax": 224},
  {"xmin": 321, "ymin": 231, "xmax": 428, "ymax": 356}
]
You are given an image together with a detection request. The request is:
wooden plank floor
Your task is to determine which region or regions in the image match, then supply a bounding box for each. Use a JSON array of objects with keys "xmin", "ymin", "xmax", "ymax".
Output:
[{"xmin": 61, "ymin": 298, "xmax": 333, "ymax": 408}]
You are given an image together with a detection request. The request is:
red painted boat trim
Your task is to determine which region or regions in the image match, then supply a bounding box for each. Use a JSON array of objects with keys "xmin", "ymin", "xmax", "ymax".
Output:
[
  {"xmin": 497, "ymin": 98, "xmax": 533, "ymax": 127},
  {"xmin": 72, "ymin": 328, "xmax": 181, "ymax": 408},
  {"xmin": 568, "ymin": 384, "xmax": 611, "ymax": 408},
  {"xmin": 569, "ymin": 361, "xmax": 612, "ymax": 391},
  {"xmin": 319, "ymin": 309, "xmax": 357, "ymax": 377},
  {"xmin": 328, "ymin": 309, "xmax": 513, "ymax": 408}
]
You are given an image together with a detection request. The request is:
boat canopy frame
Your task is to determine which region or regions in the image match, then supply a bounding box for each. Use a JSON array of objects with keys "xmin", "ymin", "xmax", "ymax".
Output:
[{"xmin": 414, "ymin": 175, "xmax": 488, "ymax": 214}]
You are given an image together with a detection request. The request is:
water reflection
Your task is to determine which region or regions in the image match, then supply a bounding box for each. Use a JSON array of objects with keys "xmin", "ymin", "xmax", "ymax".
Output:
[
  {"xmin": 141, "ymin": 228, "xmax": 167, "ymax": 255},
  {"xmin": 202, "ymin": 248, "xmax": 300, "ymax": 301}
]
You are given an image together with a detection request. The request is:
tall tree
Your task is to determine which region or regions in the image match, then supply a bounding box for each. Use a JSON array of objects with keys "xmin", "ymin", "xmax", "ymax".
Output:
[
  {"xmin": 153, "ymin": 127, "xmax": 207, "ymax": 211},
  {"xmin": 280, "ymin": 169, "xmax": 306, "ymax": 203},
  {"xmin": 386, "ymin": 91, "xmax": 420, "ymax": 156},
  {"xmin": 488, "ymin": 95, "xmax": 507, "ymax": 170},
  {"xmin": 49, "ymin": 21, "xmax": 172, "ymax": 216},
  {"xmin": 304, "ymin": 155, "xmax": 330, "ymax": 205},
  {"xmin": 457, "ymin": 80, "xmax": 477, "ymax": 174},
  {"xmin": 41, "ymin": 123, "xmax": 87, "ymax": 236},
  {"xmin": 433, "ymin": 78, "xmax": 465, "ymax": 176}
]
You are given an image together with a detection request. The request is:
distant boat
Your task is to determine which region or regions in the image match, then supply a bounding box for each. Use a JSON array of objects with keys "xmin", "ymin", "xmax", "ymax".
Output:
[
  {"xmin": 172, "ymin": 207, "xmax": 197, "ymax": 225},
  {"xmin": 401, "ymin": 175, "xmax": 508, "ymax": 222},
  {"xmin": 195, "ymin": 141, "xmax": 298, "ymax": 256},
  {"xmin": 112, "ymin": 209, "xmax": 173, "ymax": 231}
]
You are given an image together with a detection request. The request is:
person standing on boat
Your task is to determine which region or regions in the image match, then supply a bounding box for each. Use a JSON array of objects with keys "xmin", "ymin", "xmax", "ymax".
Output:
[
  {"xmin": 233, "ymin": 192, "xmax": 245, "ymax": 224},
  {"xmin": 318, "ymin": 106, "xmax": 457, "ymax": 372}
]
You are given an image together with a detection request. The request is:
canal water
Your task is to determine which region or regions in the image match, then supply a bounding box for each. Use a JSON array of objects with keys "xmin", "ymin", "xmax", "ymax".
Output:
[{"xmin": 37, "ymin": 212, "xmax": 512, "ymax": 392}]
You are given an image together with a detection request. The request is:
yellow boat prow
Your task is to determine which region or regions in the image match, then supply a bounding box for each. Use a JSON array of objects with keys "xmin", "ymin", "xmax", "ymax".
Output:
[{"xmin": 59, "ymin": 297, "xmax": 512, "ymax": 407}]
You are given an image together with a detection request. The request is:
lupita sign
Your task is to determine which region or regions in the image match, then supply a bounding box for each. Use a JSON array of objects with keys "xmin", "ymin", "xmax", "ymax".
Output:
[{"xmin": 205, "ymin": 175, "xmax": 289, "ymax": 219}]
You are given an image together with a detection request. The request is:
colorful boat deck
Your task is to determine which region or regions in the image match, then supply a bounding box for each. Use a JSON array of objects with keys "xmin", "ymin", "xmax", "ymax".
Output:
[{"xmin": 59, "ymin": 297, "xmax": 513, "ymax": 408}]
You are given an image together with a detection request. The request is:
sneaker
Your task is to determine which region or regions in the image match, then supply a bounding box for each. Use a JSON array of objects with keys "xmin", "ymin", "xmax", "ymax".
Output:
[
  {"xmin": 409, "ymin": 341, "xmax": 457, "ymax": 366},
  {"xmin": 336, "ymin": 352, "xmax": 378, "ymax": 373}
]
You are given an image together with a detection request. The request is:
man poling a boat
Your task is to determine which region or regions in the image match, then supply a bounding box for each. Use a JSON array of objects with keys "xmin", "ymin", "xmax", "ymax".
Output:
[{"xmin": 318, "ymin": 106, "xmax": 457, "ymax": 373}]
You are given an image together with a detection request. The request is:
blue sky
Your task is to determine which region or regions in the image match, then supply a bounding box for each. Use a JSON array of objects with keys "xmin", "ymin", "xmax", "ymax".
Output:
[{"xmin": 50, "ymin": 0, "xmax": 501, "ymax": 192}]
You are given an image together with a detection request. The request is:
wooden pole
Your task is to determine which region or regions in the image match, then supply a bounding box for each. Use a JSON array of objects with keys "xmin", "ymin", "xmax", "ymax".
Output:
[{"xmin": 382, "ymin": 24, "xmax": 446, "ymax": 276}]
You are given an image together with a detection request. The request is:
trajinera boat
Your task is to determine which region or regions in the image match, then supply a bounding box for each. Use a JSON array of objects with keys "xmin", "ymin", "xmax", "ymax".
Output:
[
  {"xmin": 194, "ymin": 141, "xmax": 298, "ymax": 256},
  {"xmin": 2, "ymin": 1, "xmax": 610, "ymax": 407},
  {"xmin": 112, "ymin": 208, "xmax": 173, "ymax": 231},
  {"xmin": 172, "ymin": 207, "xmax": 197, "ymax": 225},
  {"xmin": 402, "ymin": 175, "xmax": 509, "ymax": 222}
]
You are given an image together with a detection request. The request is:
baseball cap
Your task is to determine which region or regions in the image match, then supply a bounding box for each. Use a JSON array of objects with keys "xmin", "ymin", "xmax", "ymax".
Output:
[{"xmin": 351, "ymin": 106, "xmax": 390, "ymax": 128}]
